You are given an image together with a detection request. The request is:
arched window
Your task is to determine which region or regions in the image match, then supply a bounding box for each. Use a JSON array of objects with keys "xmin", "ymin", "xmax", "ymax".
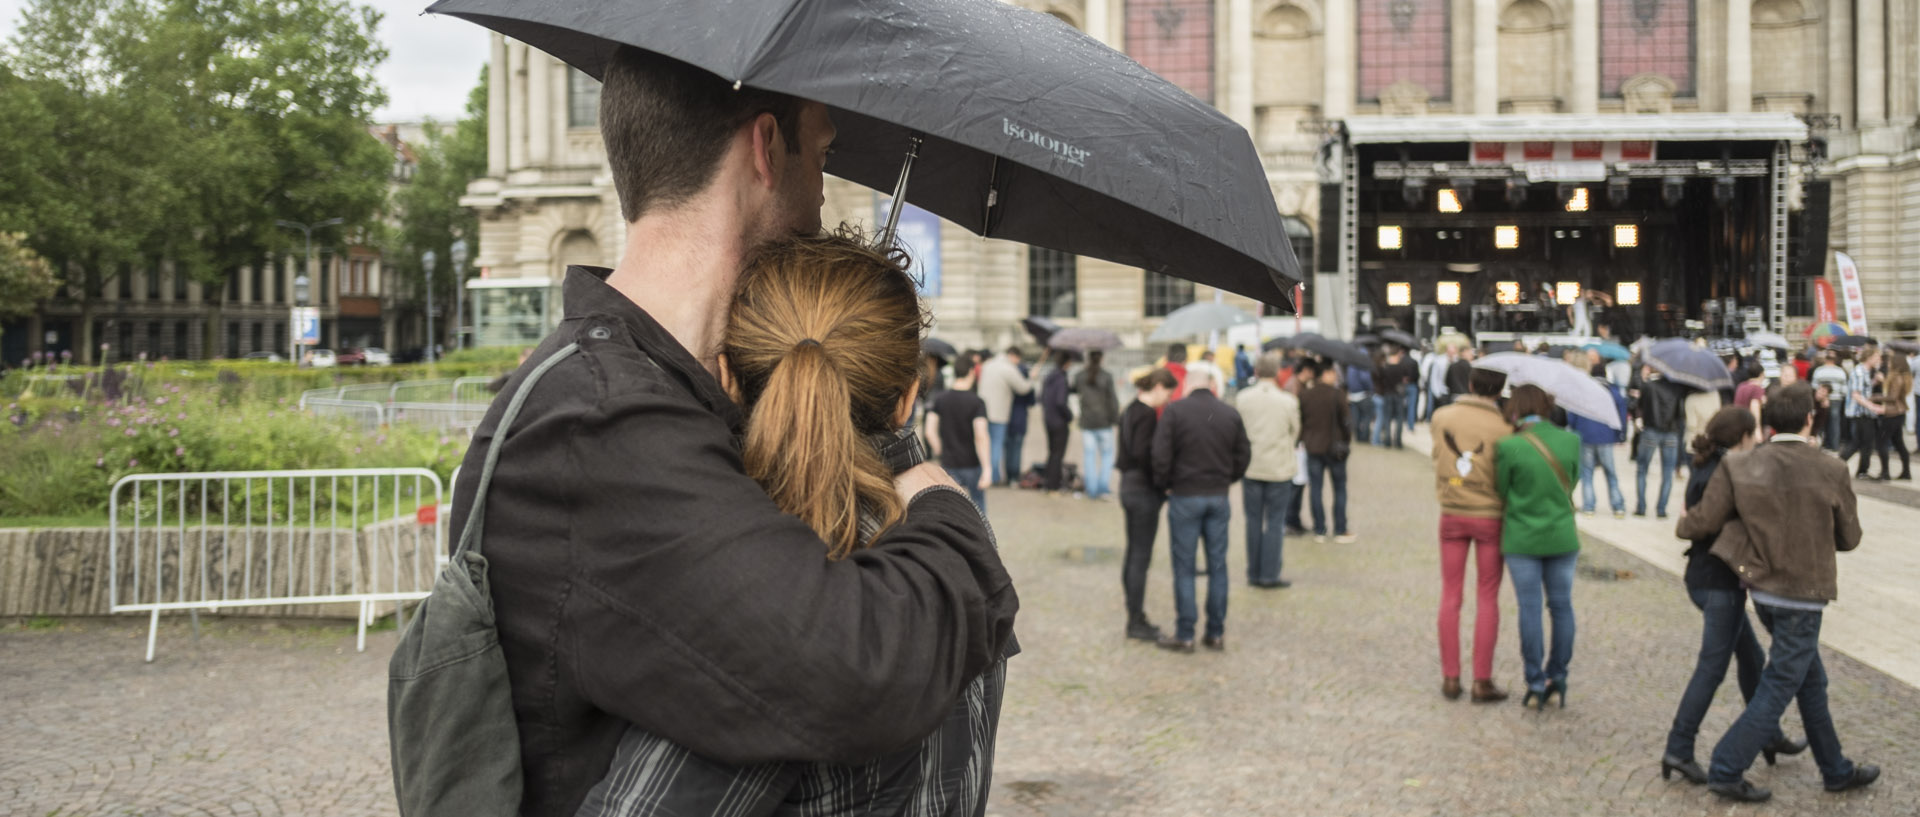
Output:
[
  {"xmin": 1125, "ymin": 0, "xmax": 1215, "ymax": 103},
  {"xmin": 1600, "ymin": 0, "xmax": 1695, "ymax": 97},
  {"xmin": 1358, "ymin": 0, "xmax": 1451, "ymax": 102}
]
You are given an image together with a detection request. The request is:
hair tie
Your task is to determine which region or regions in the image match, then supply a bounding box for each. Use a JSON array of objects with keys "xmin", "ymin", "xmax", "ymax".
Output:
[{"xmin": 796, "ymin": 338, "xmax": 822, "ymax": 348}]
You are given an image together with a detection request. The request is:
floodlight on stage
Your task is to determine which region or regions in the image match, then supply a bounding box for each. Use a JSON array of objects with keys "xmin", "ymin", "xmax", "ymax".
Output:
[
  {"xmin": 1378, "ymin": 225, "xmax": 1403, "ymax": 250},
  {"xmin": 1496, "ymin": 281, "xmax": 1521, "ymax": 305},
  {"xmin": 1387, "ymin": 283, "xmax": 1412, "ymax": 306},
  {"xmin": 1565, "ymin": 186, "xmax": 1590, "ymax": 212},
  {"xmin": 1617, "ymin": 282, "xmax": 1642, "ymax": 305},
  {"xmin": 1713, "ymin": 176, "xmax": 1737, "ymax": 206},
  {"xmin": 1403, "ymin": 178, "xmax": 1426, "ymax": 208},
  {"xmin": 1506, "ymin": 178, "xmax": 1528, "ymax": 207},
  {"xmin": 1437, "ymin": 188, "xmax": 1463, "ymax": 213},
  {"xmin": 1608, "ymin": 176, "xmax": 1632, "ymax": 207},
  {"xmin": 1614, "ymin": 224, "xmax": 1639, "ymax": 247},
  {"xmin": 1437, "ymin": 281, "xmax": 1461, "ymax": 305},
  {"xmin": 1495, "ymin": 225, "xmax": 1520, "ymax": 249},
  {"xmin": 1663, "ymin": 176, "xmax": 1687, "ymax": 207},
  {"xmin": 1557, "ymin": 282, "xmax": 1581, "ymax": 305}
]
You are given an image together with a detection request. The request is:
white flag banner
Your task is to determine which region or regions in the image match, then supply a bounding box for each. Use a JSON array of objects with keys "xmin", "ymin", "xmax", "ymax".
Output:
[{"xmin": 1834, "ymin": 251, "xmax": 1870, "ymax": 336}]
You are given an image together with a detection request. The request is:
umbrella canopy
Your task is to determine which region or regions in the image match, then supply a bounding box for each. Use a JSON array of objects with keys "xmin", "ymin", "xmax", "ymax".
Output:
[
  {"xmin": 1047, "ymin": 327, "xmax": 1123, "ymax": 353},
  {"xmin": 1584, "ymin": 341, "xmax": 1630, "ymax": 362},
  {"xmin": 1472, "ymin": 353, "xmax": 1623, "ymax": 430},
  {"xmin": 1806, "ymin": 321, "xmax": 1851, "ymax": 347},
  {"xmin": 1263, "ymin": 332, "xmax": 1372, "ymax": 368},
  {"xmin": 921, "ymin": 337, "xmax": 958, "ymax": 360},
  {"xmin": 1644, "ymin": 339, "xmax": 1735, "ymax": 391},
  {"xmin": 426, "ymin": 0, "xmax": 1300, "ymax": 306},
  {"xmin": 1146, "ymin": 302, "xmax": 1259, "ymax": 342},
  {"xmin": 1886, "ymin": 339, "xmax": 1920, "ymax": 354},
  {"xmin": 1378, "ymin": 329, "xmax": 1419, "ymax": 350},
  {"xmin": 1829, "ymin": 334, "xmax": 1876, "ymax": 349},
  {"xmin": 1350, "ymin": 333, "xmax": 1381, "ymax": 347},
  {"xmin": 1744, "ymin": 330, "xmax": 1794, "ymax": 351},
  {"xmin": 1021, "ymin": 316, "xmax": 1061, "ymax": 346}
]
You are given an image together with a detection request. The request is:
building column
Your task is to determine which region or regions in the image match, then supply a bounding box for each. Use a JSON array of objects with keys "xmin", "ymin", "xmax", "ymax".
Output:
[
  {"xmin": 1228, "ymin": 0, "xmax": 1256, "ymax": 128},
  {"xmin": 1856, "ymin": 0, "xmax": 1885, "ymax": 125},
  {"xmin": 507, "ymin": 42, "xmax": 527, "ymax": 170},
  {"xmin": 488, "ymin": 34, "xmax": 508, "ymax": 176},
  {"xmin": 1726, "ymin": 0, "xmax": 1751, "ymax": 113},
  {"xmin": 1085, "ymin": 0, "xmax": 1114, "ymax": 48},
  {"xmin": 1473, "ymin": 0, "xmax": 1498, "ymax": 114},
  {"xmin": 1323, "ymin": 0, "xmax": 1353, "ymax": 118},
  {"xmin": 526, "ymin": 49, "xmax": 552, "ymax": 168},
  {"xmin": 1570, "ymin": 0, "xmax": 1598, "ymax": 113}
]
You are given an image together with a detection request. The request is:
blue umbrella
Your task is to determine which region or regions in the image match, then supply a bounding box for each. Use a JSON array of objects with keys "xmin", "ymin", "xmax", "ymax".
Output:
[
  {"xmin": 1584, "ymin": 341, "xmax": 1630, "ymax": 362},
  {"xmin": 1645, "ymin": 339, "xmax": 1734, "ymax": 391}
]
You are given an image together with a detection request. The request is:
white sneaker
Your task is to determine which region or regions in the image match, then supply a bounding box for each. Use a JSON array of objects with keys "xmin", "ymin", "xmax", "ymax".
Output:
[
  {"xmin": 1314, "ymin": 534, "xmax": 1328, "ymax": 543},
  {"xmin": 1334, "ymin": 534, "xmax": 1357, "ymax": 544}
]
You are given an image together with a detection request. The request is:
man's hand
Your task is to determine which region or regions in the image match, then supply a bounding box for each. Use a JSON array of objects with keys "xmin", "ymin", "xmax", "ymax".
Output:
[
  {"xmin": 895, "ymin": 461, "xmax": 961, "ymax": 505},
  {"xmin": 977, "ymin": 472, "xmax": 991, "ymax": 491}
]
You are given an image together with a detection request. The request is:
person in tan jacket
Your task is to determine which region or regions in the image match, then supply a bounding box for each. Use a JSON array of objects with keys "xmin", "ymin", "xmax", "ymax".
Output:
[
  {"xmin": 1426, "ymin": 366, "xmax": 1511, "ymax": 703},
  {"xmin": 1674, "ymin": 383, "xmax": 1878, "ymax": 803},
  {"xmin": 1236, "ymin": 352, "xmax": 1302, "ymax": 588}
]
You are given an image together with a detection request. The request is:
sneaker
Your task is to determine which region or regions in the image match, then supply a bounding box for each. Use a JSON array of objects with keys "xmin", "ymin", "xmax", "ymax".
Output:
[
  {"xmin": 1125, "ymin": 621, "xmax": 1165, "ymax": 642},
  {"xmin": 1581, "ymin": 510, "xmax": 1596, "ymax": 518},
  {"xmin": 1613, "ymin": 509, "xmax": 1627, "ymax": 519},
  {"xmin": 1313, "ymin": 534, "xmax": 1328, "ymax": 543},
  {"xmin": 1334, "ymin": 533, "xmax": 1357, "ymax": 544}
]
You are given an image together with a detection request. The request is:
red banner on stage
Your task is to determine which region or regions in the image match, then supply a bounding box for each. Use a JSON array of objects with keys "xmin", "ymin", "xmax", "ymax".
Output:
[{"xmin": 1813, "ymin": 278, "xmax": 1837, "ymax": 325}]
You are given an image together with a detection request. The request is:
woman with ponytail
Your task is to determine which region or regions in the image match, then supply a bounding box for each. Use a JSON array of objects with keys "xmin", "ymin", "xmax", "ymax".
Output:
[
  {"xmin": 1660, "ymin": 406, "xmax": 1805, "ymax": 785},
  {"xmin": 576, "ymin": 229, "xmax": 1013, "ymax": 817}
]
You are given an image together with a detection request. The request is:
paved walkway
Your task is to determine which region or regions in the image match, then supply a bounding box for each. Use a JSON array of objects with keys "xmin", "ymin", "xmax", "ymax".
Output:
[{"xmin": 5, "ymin": 439, "xmax": 1918, "ymax": 816}]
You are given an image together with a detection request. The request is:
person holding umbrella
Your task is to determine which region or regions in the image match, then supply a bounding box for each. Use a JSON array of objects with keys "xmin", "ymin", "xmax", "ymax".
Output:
[{"xmin": 1494, "ymin": 385, "xmax": 1583, "ymax": 710}]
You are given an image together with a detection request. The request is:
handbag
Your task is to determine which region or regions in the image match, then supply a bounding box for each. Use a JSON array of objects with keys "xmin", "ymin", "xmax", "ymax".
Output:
[
  {"xmin": 388, "ymin": 343, "xmax": 579, "ymax": 817},
  {"xmin": 1330, "ymin": 439, "xmax": 1352, "ymax": 463}
]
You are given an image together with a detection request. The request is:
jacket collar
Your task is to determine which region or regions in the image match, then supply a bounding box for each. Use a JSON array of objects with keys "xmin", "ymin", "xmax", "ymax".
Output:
[{"xmin": 562, "ymin": 265, "xmax": 742, "ymax": 431}]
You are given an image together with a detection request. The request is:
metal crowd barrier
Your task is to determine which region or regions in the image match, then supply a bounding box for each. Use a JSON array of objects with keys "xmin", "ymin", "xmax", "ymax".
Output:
[
  {"xmin": 298, "ymin": 377, "xmax": 499, "ymax": 433},
  {"xmin": 387, "ymin": 402, "xmax": 490, "ymax": 433},
  {"xmin": 300, "ymin": 397, "xmax": 387, "ymax": 430},
  {"xmin": 108, "ymin": 468, "xmax": 446, "ymax": 661}
]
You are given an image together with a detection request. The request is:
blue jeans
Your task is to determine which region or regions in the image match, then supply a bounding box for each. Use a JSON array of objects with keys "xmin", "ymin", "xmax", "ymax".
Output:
[
  {"xmin": 1506, "ymin": 552, "xmax": 1577, "ymax": 693},
  {"xmin": 1376, "ymin": 392, "xmax": 1406, "ymax": 447},
  {"xmin": 1579, "ymin": 443, "xmax": 1625, "ymax": 513},
  {"xmin": 1825, "ymin": 401, "xmax": 1847, "ymax": 450},
  {"xmin": 1349, "ymin": 397, "xmax": 1374, "ymax": 445},
  {"xmin": 1634, "ymin": 429, "xmax": 1680, "ymax": 516},
  {"xmin": 987, "ymin": 422, "xmax": 1008, "ymax": 485},
  {"xmin": 1709, "ymin": 605, "xmax": 1856, "ymax": 786},
  {"xmin": 1081, "ymin": 428, "xmax": 1116, "ymax": 498},
  {"xmin": 1666, "ymin": 587, "xmax": 1779, "ymax": 761},
  {"xmin": 1405, "ymin": 388, "xmax": 1420, "ymax": 427},
  {"xmin": 1166, "ymin": 494, "xmax": 1231, "ymax": 641},
  {"xmin": 1306, "ymin": 453, "xmax": 1347, "ymax": 535},
  {"xmin": 1241, "ymin": 479, "xmax": 1293, "ymax": 584},
  {"xmin": 1005, "ymin": 428, "xmax": 1027, "ymax": 484},
  {"xmin": 943, "ymin": 466, "xmax": 986, "ymax": 513}
]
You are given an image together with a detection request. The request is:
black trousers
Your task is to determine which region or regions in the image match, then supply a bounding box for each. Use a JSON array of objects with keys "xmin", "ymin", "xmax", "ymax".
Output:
[
  {"xmin": 1874, "ymin": 415, "xmax": 1911, "ymax": 476},
  {"xmin": 1841, "ymin": 416, "xmax": 1882, "ymax": 474},
  {"xmin": 1119, "ymin": 480, "xmax": 1164, "ymax": 624},
  {"xmin": 1043, "ymin": 421, "xmax": 1071, "ymax": 491}
]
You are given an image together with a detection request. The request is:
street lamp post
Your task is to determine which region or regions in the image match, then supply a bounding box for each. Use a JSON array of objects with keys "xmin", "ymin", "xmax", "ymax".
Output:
[
  {"xmin": 422, "ymin": 250, "xmax": 437, "ymax": 364},
  {"xmin": 449, "ymin": 239, "xmax": 468, "ymax": 352},
  {"xmin": 275, "ymin": 218, "xmax": 343, "ymax": 364}
]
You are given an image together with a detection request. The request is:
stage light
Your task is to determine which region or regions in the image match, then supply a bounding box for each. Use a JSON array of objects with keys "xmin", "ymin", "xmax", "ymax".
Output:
[
  {"xmin": 1387, "ymin": 283, "xmax": 1412, "ymax": 306},
  {"xmin": 1607, "ymin": 176, "xmax": 1632, "ymax": 207},
  {"xmin": 1557, "ymin": 282, "xmax": 1581, "ymax": 305},
  {"xmin": 1713, "ymin": 175, "xmax": 1737, "ymax": 206},
  {"xmin": 1496, "ymin": 281, "xmax": 1521, "ymax": 305},
  {"xmin": 1614, "ymin": 224, "xmax": 1639, "ymax": 247},
  {"xmin": 1663, "ymin": 176, "xmax": 1686, "ymax": 207},
  {"xmin": 1437, "ymin": 281, "xmax": 1461, "ymax": 305},
  {"xmin": 1377, "ymin": 225, "xmax": 1403, "ymax": 250},
  {"xmin": 1617, "ymin": 282, "xmax": 1642, "ymax": 305},
  {"xmin": 1437, "ymin": 188, "xmax": 1463, "ymax": 213},
  {"xmin": 1506, "ymin": 179, "xmax": 1528, "ymax": 207},
  {"xmin": 1565, "ymin": 186, "xmax": 1590, "ymax": 212},
  {"xmin": 1403, "ymin": 178, "xmax": 1426, "ymax": 208},
  {"xmin": 1495, "ymin": 225, "xmax": 1520, "ymax": 249}
]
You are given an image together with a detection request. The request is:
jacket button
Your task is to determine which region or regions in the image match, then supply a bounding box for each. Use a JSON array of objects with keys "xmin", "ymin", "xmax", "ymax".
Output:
[{"xmin": 588, "ymin": 326, "xmax": 612, "ymax": 340}]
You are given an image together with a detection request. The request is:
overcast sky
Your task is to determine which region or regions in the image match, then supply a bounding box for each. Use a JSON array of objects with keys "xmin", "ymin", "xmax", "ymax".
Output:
[{"xmin": 0, "ymin": 0, "xmax": 489, "ymax": 124}]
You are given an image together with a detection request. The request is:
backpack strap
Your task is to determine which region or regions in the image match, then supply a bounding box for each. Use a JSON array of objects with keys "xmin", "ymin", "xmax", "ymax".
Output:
[{"xmin": 453, "ymin": 343, "xmax": 581, "ymax": 560}]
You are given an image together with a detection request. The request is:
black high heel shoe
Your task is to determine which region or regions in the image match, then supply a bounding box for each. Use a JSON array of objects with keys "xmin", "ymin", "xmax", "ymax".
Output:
[
  {"xmin": 1545, "ymin": 678, "xmax": 1567, "ymax": 709},
  {"xmin": 1521, "ymin": 687, "xmax": 1546, "ymax": 711},
  {"xmin": 1661, "ymin": 755, "xmax": 1708, "ymax": 784},
  {"xmin": 1762, "ymin": 735, "xmax": 1809, "ymax": 766}
]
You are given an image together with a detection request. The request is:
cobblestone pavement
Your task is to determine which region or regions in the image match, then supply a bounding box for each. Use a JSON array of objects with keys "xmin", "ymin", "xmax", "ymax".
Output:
[{"xmin": 6, "ymin": 443, "xmax": 1919, "ymax": 816}]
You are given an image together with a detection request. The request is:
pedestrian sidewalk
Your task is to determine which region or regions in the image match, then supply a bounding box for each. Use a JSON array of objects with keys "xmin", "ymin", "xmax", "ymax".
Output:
[{"xmin": 1401, "ymin": 421, "xmax": 1920, "ymax": 691}]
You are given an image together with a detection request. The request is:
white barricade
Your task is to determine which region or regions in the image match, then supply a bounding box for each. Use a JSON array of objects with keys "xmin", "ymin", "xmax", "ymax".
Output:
[{"xmin": 108, "ymin": 468, "xmax": 446, "ymax": 661}]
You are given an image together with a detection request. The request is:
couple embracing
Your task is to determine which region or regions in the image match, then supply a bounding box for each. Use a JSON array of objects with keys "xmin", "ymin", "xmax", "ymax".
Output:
[{"xmin": 441, "ymin": 47, "xmax": 1019, "ymax": 816}]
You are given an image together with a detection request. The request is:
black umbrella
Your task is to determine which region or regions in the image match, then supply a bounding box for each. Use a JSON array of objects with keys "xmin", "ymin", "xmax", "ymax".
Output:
[
  {"xmin": 1263, "ymin": 332, "xmax": 1371, "ymax": 368},
  {"xmin": 1379, "ymin": 329, "xmax": 1419, "ymax": 349},
  {"xmin": 1351, "ymin": 333, "xmax": 1382, "ymax": 347},
  {"xmin": 1887, "ymin": 339, "xmax": 1920, "ymax": 354},
  {"xmin": 1021, "ymin": 316, "xmax": 1061, "ymax": 347},
  {"xmin": 426, "ymin": 0, "xmax": 1300, "ymax": 306},
  {"xmin": 1830, "ymin": 335, "xmax": 1876, "ymax": 349},
  {"xmin": 921, "ymin": 338, "xmax": 958, "ymax": 360}
]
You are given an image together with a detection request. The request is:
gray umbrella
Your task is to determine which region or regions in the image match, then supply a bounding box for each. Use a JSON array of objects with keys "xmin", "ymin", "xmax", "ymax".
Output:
[
  {"xmin": 1047, "ymin": 327, "xmax": 1123, "ymax": 354},
  {"xmin": 425, "ymin": 0, "xmax": 1301, "ymax": 307},
  {"xmin": 1645, "ymin": 339, "xmax": 1734, "ymax": 391},
  {"xmin": 1262, "ymin": 332, "xmax": 1372, "ymax": 368},
  {"xmin": 1146, "ymin": 302, "xmax": 1260, "ymax": 342}
]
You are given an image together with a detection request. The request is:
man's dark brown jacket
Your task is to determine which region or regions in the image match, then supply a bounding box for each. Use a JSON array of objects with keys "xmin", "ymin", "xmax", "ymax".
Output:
[
  {"xmin": 1675, "ymin": 438, "xmax": 1861, "ymax": 602},
  {"xmin": 450, "ymin": 268, "xmax": 1018, "ymax": 816}
]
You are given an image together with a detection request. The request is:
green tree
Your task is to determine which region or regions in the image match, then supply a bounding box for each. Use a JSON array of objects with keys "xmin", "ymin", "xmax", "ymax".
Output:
[
  {"xmin": 0, "ymin": 0, "xmax": 392, "ymax": 362},
  {"xmin": 0, "ymin": 233, "xmax": 60, "ymax": 339},
  {"xmin": 388, "ymin": 66, "xmax": 489, "ymax": 353}
]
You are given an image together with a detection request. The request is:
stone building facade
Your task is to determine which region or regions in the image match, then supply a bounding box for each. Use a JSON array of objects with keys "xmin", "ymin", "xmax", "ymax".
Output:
[{"xmin": 462, "ymin": 0, "xmax": 1920, "ymax": 349}]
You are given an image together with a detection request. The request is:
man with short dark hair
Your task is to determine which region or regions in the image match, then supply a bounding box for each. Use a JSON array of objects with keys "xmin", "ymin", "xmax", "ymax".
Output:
[
  {"xmin": 1152, "ymin": 365, "xmax": 1252, "ymax": 652},
  {"xmin": 978, "ymin": 346, "xmax": 1039, "ymax": 485},
  {"xmin": 929, "ymin": 358, "xmax": 993, "ymax": 512},
  {"xmin": 1679, "ymin": 383, "xmax": 1878, "ymax": 802},
  {"xmin": 452, "ymin": 47, "xmax": 1016, "ymax": 815},
  {"xmin": 1299, "ymin": 360, "xmax": 1355, "ymax": 543}
]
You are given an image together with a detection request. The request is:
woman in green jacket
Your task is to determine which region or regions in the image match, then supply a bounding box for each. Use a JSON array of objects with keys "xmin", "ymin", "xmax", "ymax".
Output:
[{"xmin": 1495, "ymin": 385, "xmax": 1584, "ymax": 710}]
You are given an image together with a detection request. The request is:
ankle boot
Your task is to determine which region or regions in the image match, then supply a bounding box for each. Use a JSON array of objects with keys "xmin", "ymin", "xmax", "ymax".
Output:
[
  {"xmin": 1441, "ymin": 677, "xmax": 1462, "ymax": 700},
  {"xmin": 1470, "ymin": 679, "xmax": 1509, "ymax": 703}
]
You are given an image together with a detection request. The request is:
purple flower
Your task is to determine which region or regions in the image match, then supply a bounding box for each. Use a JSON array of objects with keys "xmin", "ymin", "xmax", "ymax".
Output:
[
  {"xmin": 128, "ymin": 458, "xmax": 138, "ymax": 467},
  {"xmin": 155, "ymin": 396, "xmax": 168, "ymax": 406},
  {"xmin": 353, "ymin": 446, "xmax": 363, "ymax": 454},
  {"xmin": 124, "ymin": 428, "xmax": 137, "ymax": 437},
  {"xmin": 168, "ymin": 428, "xmax": 180, "ymax": 437},
  {"xmin": 174, "ymin": 446, "xmax": 186, "ymax": 457},
  {"xmin": 107, "ymin": 417, "xmax": 121, "ymax": 427},
  {"xmin": 95, "ymin": 457, "xmax": 105, "ymax": 467}
]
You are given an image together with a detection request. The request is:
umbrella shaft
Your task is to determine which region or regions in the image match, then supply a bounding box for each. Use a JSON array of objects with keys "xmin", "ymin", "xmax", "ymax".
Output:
[{"xmin": 880, "ymin": 134, "xmax": 925, "ymax": 246}]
